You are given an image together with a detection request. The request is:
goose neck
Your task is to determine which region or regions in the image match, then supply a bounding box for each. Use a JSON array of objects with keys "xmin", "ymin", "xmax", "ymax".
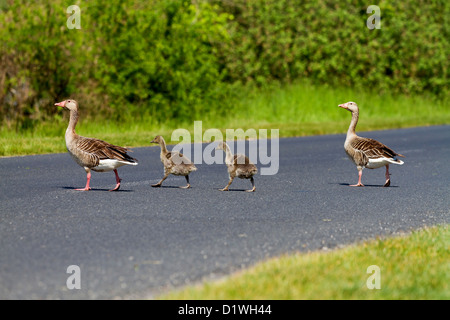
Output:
[
  {"xmin": 347, "ymin": 110, "xmax": 359, "ymax": 137},
  {"xmin": 66, "ymin": 109, "xmax": 79, "ymax": 137}
]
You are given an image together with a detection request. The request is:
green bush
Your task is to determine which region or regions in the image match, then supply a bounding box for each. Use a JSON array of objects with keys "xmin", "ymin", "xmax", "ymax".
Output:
[
  {"xmin": 215, "ymin": 0, "xmax": 449, "ymax": 96},
  {"xmin": 0, "ymin": 1, "xmax": 86, "ymax": 129},
  {"xmin": 0, "ymin": 0, "xmax": 232, "ymax": 128},
  {"xmin": 0, "ymin": 0, "xmax": 448, "ymax": 130},
  {"xmin": 87, "ymin": 0, "xmax": 231, "ymax": 122}
]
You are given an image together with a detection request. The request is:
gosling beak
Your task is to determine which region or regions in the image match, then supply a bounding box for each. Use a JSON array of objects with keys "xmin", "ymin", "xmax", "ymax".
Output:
[
  {"xmin": 150, "ymin": 139, "xmax": 157, "ymax": 143},
  {"xmin": 55, "ymin": 101, "xmax": 66, "ymax": 107}
]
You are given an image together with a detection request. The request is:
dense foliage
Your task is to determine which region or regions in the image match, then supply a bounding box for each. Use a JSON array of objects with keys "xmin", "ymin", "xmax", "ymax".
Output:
[
  {"xmin": 217, "ymin": 0, "xmax": 449, "ymax": 95},
  {"xmin": 0, "ymin": 0, "xmax": 448, "ymax": 129}
]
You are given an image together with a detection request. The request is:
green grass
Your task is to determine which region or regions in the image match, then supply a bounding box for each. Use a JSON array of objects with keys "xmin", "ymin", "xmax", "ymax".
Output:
[
  {"xmin": 1, "ymin": 81, "xmax": 449, "ymax": 156},
  {"xmin": 160, "ymin": 225, "xmax": 449, "ymax": 300}
]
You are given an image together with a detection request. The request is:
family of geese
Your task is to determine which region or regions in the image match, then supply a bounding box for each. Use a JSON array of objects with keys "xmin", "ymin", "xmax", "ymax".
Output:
[{"xmin": 54, "ymin": 100, "xmax": 405, "ymax": 192}]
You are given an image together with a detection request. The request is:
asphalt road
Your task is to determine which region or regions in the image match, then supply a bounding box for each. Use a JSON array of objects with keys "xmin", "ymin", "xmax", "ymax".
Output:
[{"xmin": 0, "ymin": 125, "xmax": 449, "ymax": 299}]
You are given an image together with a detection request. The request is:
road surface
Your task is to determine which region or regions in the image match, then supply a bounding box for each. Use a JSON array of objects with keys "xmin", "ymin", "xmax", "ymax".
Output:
[{"xmin": 0, "ymin": 125, "xmax": 449, "ymax": 299}]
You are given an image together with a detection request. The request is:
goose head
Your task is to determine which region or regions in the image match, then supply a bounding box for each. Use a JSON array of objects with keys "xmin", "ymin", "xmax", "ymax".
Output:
[
  {"xmin": 151, "ymin": 135, "xmax": 164, "ymax": 144},
  {"xmin": 338, "ymin": 101, "xmax": 359, "ymax": 113},
  {"xmin": 55, "ymin": 99, "xmax": 78, "ymax": 111}
]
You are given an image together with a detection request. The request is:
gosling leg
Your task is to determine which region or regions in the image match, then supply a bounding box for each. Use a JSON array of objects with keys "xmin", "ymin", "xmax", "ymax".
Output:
[
  {"xmin": 180, "ymin": 175, "xmax": 191, "ymax": 189},
  {"xmin": 246, "ymin": 177, "xmax": 256, "ymax": 192},
  {"xmin": 220, "ymin": 176, "xmax": 234, "ymax": 191},
  {"xmin": 152, "ymin": 173, "xmax": 169, "ymax": 187}
]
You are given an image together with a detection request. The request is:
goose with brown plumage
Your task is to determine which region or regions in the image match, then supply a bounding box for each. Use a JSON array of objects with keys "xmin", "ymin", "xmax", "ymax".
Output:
[
  {"xmin": 151, "ymin": 135, "xmax": 197, "ymax": 188},
  {"xmin": 55, "ymin": 100, "xmax": 138, "ymax": 191},
  {"xmin": 339, "ymin": 101, "xmax": 404, "ymax": 187},
  {"xmin": 216, "ymin": 141, "xmax": 258, "ymax": 192}
]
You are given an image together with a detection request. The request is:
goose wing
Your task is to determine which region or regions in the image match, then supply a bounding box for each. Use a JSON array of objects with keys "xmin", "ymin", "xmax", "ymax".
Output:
[
  {"xmin": 233, "ymin": 154, "xmax": 258, "ymax": 175},
  {"xmin": 76, "ymin": 136, "xmax": 138, "ymax": 164},
  {"xmin": 351, "ymin": 136, "xmax": 402, "ymax": 160}
]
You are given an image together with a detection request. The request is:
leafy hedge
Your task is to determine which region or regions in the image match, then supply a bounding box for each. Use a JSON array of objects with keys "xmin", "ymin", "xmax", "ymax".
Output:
[
  {"xmin": 0, "ymin": 0, "xmax": 448, "ymax": 129},
  {"xmin": 0, "ymin": 0, "xmax": 232, "ymax": 128},
  {"xmin": 216, "ymin": 0, "xmax": 449, "ymax": 95}
]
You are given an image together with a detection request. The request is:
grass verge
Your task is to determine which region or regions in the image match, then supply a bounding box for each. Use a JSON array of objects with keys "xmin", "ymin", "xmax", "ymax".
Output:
[
  {"xmin": 160, "ymin": 225, "xmax": 449, "ymax": 300},
  {"xmin": 1, "ymin": 81, "xmax": 449, "ymax": 157}
]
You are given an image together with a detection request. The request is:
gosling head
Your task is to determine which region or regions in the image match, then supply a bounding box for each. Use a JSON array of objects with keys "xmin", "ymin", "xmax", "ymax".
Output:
[
  {"xmin": 215, "ymin": 141, "xmax": 228, "ymax": 151},
  {"xmin": 151, "ymin": 135, "xmax": 164, "ymax": 144},
  {"xmin": 338, "ymin": 101, "xmax": 359, "ymax": 113},
  {"xmin": 55, "ymin": 99, "xmax": 78, "ymax": 112}
]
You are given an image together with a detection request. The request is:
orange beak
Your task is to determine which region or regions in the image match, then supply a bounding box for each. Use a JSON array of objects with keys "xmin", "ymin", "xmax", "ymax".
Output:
[{"xmin": 55, "ymin": 101, "xmax": 66, "ymax": 107}]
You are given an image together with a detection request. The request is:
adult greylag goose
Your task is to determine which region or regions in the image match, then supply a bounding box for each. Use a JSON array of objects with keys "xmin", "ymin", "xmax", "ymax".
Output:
[
  {"xmin": 150, "ymin": 135, "xmax": 197, "ymax": 188},
  {"xmin": 216, "ymin": 141, "xmax": 258, "ymax": 192},
  {"xmin": 339, "ymin": 101, "xmax": 404, "ymax": 187},
  {"xmin": 55, "ymin": 100, "xmax": 138, "ymax": 191}
]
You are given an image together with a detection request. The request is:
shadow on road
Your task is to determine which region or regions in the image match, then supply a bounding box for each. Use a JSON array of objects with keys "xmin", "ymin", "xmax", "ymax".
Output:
[
  {"xmin": 59, "ymin": 186, "xmax": 134, "ymax": 192},
  {"xmin": 337, "ymin": 183, "xmax": 399, "ymax": 188}
]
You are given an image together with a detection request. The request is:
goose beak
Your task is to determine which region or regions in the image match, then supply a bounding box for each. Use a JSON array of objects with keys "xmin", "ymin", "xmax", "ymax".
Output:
[
  {"xmin": 55, "ymin": 101, "xmax": 66, "ymax": 107},
  {"xmin": 338, "ymin": 103, "xmax": 347, "ymax": 109},
  {"xmin": 150, "ymin": 139, "xmax": 157, "ymax": 143}
]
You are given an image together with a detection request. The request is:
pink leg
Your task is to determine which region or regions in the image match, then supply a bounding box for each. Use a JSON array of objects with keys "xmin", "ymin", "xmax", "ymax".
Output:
[
  {"xmin": 109, "ymin": 169, "xmax": 122, "ymax": 191},
  {"xmin": 350, "ymin": 169, "xmax": 364, "ymax": 187},
  {"xmin": 75, "ymin": 171, "xmax": 92, "ymax": 191},
  {"xmin": 383, "ymin": 165, "xmax": 390, "ymax": 187}
]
